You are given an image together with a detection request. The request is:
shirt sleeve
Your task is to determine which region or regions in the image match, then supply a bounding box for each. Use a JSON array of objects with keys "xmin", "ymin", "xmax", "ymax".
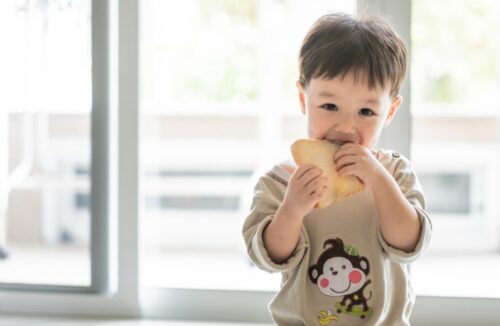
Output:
[
  {"xmin": 241, "ymin": 175, "xmax": 308, "ymax": 273},
  {"xmin": 377, "ymin": 152, "xmax": 432, "ymax": 264}
]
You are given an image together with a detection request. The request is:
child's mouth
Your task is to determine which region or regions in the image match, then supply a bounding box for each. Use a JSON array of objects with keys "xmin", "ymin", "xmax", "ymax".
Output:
[{"xmin": 327, "ymin": 139, "xmax": 353, "ymax": 146}]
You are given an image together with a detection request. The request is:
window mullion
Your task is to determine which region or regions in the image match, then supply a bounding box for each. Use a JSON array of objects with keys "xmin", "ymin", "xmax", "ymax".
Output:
[
  {"xmin": 116, "ymin": 0, "xmax": 140, "ymax": 307},
  {"xmin": 357, "ymin": 0, "xmax": 412, "ymax": 158},
  {"xmin": 90, "ymin": 0, "xmax": 111, "ymax": 295}
]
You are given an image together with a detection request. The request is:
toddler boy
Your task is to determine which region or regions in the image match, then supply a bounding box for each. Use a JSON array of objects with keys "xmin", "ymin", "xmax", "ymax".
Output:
[{"xmin": 242, "ymin": 13, "xmax": 431, "ymax": 325}]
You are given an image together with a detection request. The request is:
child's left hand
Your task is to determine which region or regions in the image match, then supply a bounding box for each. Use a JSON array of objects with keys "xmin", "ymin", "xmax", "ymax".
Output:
[{"xmin": 333, "ymin": 143, "xmax": 389, "ymax": 188}]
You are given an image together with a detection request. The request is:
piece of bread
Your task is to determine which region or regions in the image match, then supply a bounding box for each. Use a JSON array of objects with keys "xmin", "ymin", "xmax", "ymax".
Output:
[{"xmin": 291, "ymin": 139, "xmax": 365, "ymax": 208}]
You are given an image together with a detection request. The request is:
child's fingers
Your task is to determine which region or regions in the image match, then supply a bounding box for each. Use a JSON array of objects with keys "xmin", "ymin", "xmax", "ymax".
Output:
[
  {"xmin": 337, "ymin": 164, "xmax": 358, "ymax": 178},
  {"xmin": 290, "ymin": 164, "xmax": 315, "ymax": 182},
  {"xmin": 298, "ymin": 166, "xmax": 323, "ymax": 184},
  {"xmin": 305, "ymin": 176, "xmax": 328, "ymax": 194},
  {"xmin": 334, "ymin": 143, "xmax": 367, "ymax": 161},
  {"xmin": 296, "ymin": 164, "xmax": 320, "ymax": 180},
  {"xmin": 334, "ymin": 151, "xmax": 357, "ymax": 165},
  {"xmin": 335, "ymin": 155, "xmax": 356, "ymax": 171},
  {"xmin": 311, "ymin": 183, "xmax": 329, "ymax": 200}
]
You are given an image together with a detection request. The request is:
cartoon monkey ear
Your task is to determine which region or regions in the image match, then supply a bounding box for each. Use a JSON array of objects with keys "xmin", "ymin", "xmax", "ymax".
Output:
[
  {"xmin": 324, "ymin": 237, "xmax": 344, "ymax": 249},
  {"xmin": 308, "ymin": 265, "xmax": 320, "ymax": 283},
  {"xmin": 359, "ymin": 257, "xmax": 370, "ymax": 275},
  {"xmin": 324, "ymin": 239, "xmax": 335, "ymax": 249}
]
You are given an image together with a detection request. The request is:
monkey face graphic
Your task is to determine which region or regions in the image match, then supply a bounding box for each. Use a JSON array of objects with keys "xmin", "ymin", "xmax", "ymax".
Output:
[
  {"xmin": 310, "ymin": 238, "xmax": 374, "ymax": 319},
  {"xmin": 313, "ymin": 256, "xmax": 368, "ymax": 296},
  {"xmin": 309, "ymin": 238, "xmax": 370, "ymax": 297}
]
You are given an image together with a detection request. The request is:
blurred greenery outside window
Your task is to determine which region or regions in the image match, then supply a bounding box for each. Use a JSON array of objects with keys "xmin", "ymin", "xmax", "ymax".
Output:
[
  {"xmin": 412, "ymin": 0, "xmax": 500, "ymax": 109},
  {"xmin": 141, "ymin": 0, "xmax": 258, "ymax": 107},
  {"xmin": 141, "ymin": 0, "xmax": 356, "ymax": 112}
]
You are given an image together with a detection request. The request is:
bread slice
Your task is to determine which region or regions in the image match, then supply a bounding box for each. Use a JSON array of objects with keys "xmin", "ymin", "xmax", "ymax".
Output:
[{"xmin": 291, "ymin": 139, "xmax": 365, "ymax": 208}]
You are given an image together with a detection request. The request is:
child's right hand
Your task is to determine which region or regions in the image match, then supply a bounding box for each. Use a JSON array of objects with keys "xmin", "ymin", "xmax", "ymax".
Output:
[{"xmin": 280, "ymin": 164, "xmax": 329, "ymax": 219}]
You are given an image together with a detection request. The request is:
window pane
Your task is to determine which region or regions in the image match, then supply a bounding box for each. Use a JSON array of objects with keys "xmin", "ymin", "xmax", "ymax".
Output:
[
  {"xmin": 411, "ymin": 0, "xmax": 500, "ymax": 297},
  {"xmin": 140, "ymin": 0, "xmax": 356, "ymax": 290},
  {"xmin": 0, "ymin": 0, "xmax": 91, "ymax": 286},
  {"xmin": 419, "ymin": 173, "xmax": 470, "ymax": 214}
]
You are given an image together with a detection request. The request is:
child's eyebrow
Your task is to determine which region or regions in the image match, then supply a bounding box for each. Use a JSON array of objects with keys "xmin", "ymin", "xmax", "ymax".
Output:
[
  {"xmin": 318, "ymin": 92, "xmax": 380, "ymax": 106},
  {"xmin": 318, "ymin": 91, "xmax": 336, "ymax": 98},
  {"xmin": 363, "ymin": 98, "xmax": 381, "ymax": 106}
]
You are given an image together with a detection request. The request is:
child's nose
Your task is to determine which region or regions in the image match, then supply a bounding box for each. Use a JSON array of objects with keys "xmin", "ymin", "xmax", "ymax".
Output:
[
  {"xmin": 335, "ymin": 125, "xmax": 355, "ymax": 134},
  {"xmin": 334, "ymin": 119, "xmax": 356, "ymax": 134}
]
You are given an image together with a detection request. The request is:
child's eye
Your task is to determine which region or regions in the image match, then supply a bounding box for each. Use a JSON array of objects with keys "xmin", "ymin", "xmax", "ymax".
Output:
[
  {"xmin": 359, "ymin": 108, "xmax": 375, "ymax": 116},
  {"xmin": 320, "ymin": 103, "xmax": 338, "ymax": 111}
]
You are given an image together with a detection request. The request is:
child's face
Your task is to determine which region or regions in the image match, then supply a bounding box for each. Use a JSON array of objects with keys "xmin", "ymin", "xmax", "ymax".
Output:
[{"xmin": 297, "ymin": 72, "xmax": 402, "ymax": 148}]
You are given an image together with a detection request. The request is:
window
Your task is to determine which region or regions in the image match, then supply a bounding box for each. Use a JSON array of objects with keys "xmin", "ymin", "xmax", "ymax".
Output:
[
  {"xmin": 2, "ymin": 1, "xmax": 500, "ymax": 324},
  {"xmin": 0, "ymin": 0, "xmax": 92, "ymax": 287},
  {"xmin": 419, "ymin": 172, "xmax": 471, "ymax": 215},
  {"xmin": 139, "ymin": 0, "xmax": 356, "ymax": 291},
  {"xmin": 410, "ymin": 0, "xmax": 500, "ymax": 298}
]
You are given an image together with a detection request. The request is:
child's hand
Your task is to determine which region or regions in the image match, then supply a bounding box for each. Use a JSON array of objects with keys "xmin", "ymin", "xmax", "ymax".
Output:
[
  {"xmin": 280, "ymin": 164, "xmax": 329, "ymax": 219},
  {"xmin": 334, "ymin": 143, "xmax": 389, "ymax": 188}
]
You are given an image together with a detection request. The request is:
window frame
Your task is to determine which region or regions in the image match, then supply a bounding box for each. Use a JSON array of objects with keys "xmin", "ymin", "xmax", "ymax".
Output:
[
  {"xmin": 0, "ymin": 0, "xmax": 139, "ymax": 316},
  {"xmin": 1, "ymin": 0, "xmax": 500, "ymax": 325},
  {"xmin": 0, "ymin": 0, "xmax": 110, "ymax": 294}
]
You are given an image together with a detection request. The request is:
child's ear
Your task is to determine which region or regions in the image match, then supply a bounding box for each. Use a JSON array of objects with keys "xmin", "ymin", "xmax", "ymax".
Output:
[
  {"xmin": 384, "ymin": 95, "xmax": 402, "ymax": 127},
  {"xmin": 296, "ymin": 80, "xmax": 307, "ymax": 115}
]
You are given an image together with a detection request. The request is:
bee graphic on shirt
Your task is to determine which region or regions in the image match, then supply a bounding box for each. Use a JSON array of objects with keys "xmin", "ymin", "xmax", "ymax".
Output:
[{"xmin": 309, "ymin": 237, "xmax": 373, "ymax": 320}]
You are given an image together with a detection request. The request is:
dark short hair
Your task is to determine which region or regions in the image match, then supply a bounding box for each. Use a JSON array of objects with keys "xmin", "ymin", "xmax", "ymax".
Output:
[{"xmin": 298, "ymin": 13, "xmax": 407, "ymax": 97}]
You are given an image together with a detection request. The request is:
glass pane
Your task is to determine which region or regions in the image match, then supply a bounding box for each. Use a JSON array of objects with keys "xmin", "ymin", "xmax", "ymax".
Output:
[
  {"xmin": 419, "ymin": 173, "xmax": 470, "ymax": 214},
  {"xmin": 0, "ymin": 0, "xmax": 91, "ymax": 286},
  {"xmin": 140, "ymin": 0, "xmax": 356, "ymax": 290},
  {"xmin": 411, "ymin": 0, "xmax": 500, "ymax": 297}
]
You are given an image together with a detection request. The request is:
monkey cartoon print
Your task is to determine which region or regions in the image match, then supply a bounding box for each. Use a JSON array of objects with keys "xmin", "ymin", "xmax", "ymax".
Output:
[{"xmin": 309, "ymin": 238, "xmax": 373, "ymax": 323}]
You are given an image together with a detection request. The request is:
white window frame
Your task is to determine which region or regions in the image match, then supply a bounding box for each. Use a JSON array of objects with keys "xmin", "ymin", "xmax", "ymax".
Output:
[
  {"xmin": 0, "ymin": 0, "xmax": 139, "ymax": 317},
  {"xmin": 1, "ymin": 0, "xmax": 499, "ymax": 324}
]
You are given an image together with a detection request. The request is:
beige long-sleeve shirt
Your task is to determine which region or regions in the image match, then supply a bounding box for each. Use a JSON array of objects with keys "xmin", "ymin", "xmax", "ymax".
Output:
[{"xmin": 242, "ymin": 149, "xmax": 432, "ymax": 325}]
